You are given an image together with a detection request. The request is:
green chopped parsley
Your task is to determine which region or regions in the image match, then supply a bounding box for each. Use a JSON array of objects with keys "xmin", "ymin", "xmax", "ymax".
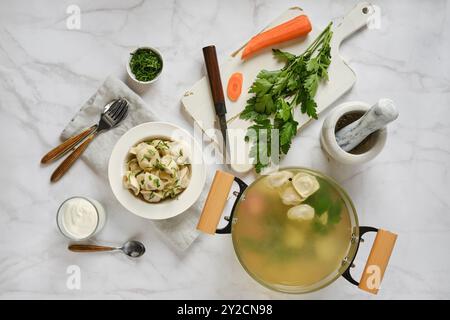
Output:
[{"xmin": 129, "ymin": 48, "xmax": 162, "ymax": 82}]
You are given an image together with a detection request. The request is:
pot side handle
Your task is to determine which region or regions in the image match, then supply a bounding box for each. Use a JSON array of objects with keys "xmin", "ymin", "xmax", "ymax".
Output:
[
  {"xmin": 197, "ymin": 170, "xmax": 235, "ymax": 234},
  {"xmin": 343, "ymin": 227, "xmax": 397, "ymax": 294}
]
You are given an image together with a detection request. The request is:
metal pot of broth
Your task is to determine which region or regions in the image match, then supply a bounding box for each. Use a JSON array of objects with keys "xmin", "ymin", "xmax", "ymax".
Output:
[{"xmin": 197, "ymin": 168, "xmax": 397, "ymax": 294}]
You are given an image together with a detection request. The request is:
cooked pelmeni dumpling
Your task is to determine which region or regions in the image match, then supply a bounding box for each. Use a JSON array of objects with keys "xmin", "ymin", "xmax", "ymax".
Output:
[
  {"xmin": 287, "ymin": 204, "xmax": 315, "ymax": 221},
  {"xmin": 136, "ymin": 144, "xmax": 160, "ymax": 169},
  {"xmin": 158, "ymin": 170, "xmax": 173, "ymax": 182},
  {"xmin": 177, "ymin": 167, "xmax": 190, "ymax": 189},
  {"xmin": 266, "ymin": 171, "xmax": 294, "ymax": 188},
  {"xmin": 165, "ymin": 141, "xmax": 189, "ymax": 165},
  {"xmin": 137, "ymin": 172, "xmax": 164, "ymax": 191},
  {"xmin": 164, "ymin": 186, "xmax": 183, "ymax": 199},
  {"xmin": 279, "ymin": 185, "xmax": 303, "ymax": 206},
  {"xmin": 160, "ymin": 155, "xmax": 179, "ymax": 176},
  {"xmin": 136, "ymin": 172, "xmax": 146, "ymax": 189},
  {"xmin": 292, "ymin": 172, "xmax": 320, "ymax": 199},
  {"xmin": 141, "ymin": 190, "xmax": 164, "ymax": 203},
  {"xmin": 127, "ymin": 158, "xmax": 141, "ymax": 172},
  {"xmin": 123, "ymin": 171, "xmax": 140, "ymax": 196},
  {"xmin": 129, "ymin": 142, "xmax": 148, "ymax": 155}
]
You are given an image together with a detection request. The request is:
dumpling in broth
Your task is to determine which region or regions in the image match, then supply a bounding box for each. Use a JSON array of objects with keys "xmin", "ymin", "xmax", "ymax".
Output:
[
  {"xmin": 165, "ymin": 141, "xmax": 189, "ymax": 165},
  {"xmin": 160, "ymin": 154, "xmax": 179, "ymax": 176},
  {"xmin": 141, "ymin": 190, "xmax": 164, "ymax": 203},
  {"xmin": 150, "ymin": 139, "xmax": 170, "ymax": 153},
  {"xmin": 136, "ymin": 172, "xmax": 164, "ymax": 191},
  {"xmin": 292, "ymin": 172, "xmax": 320, "ymax": 199},
  {"xmin": 177, "ymin": 167, "xmax": 190, "ymax": 189},
  {"xmin": 123, "ymin": 171, "xmax": 140, "ymax": 196},
  {"xmin": 127, "ymin": 158, "xmax": 141, "ymax": 172},
  {"xmin": 287, "ymin": 204, "xmax": 315, "ymax": 221},
  {"xmin": 266, "ymin": 171, "xmax": 293, "ymax": 188},
  {"xmin": 135, "ymin": 143, "xmax": 160, "ymax": 169},
  {"xmin": 279, "ymin": 185, "xmax": 304, "ymax": 206}
]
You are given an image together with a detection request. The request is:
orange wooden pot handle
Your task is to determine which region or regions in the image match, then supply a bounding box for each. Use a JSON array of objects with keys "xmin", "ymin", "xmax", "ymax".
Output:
[
  {"xmin": 197, "ymin": 170, "xmax": 235, "ymax": 235},
  {"xmin": 358, "ymin": 229, "xmax": 397, "ymax": 294}
]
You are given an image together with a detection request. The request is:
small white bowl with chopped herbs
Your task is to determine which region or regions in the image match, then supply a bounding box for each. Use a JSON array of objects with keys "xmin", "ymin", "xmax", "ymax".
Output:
[{"xmin": 126, "ymin": 47, "xmax": 163, "ymax": 85}]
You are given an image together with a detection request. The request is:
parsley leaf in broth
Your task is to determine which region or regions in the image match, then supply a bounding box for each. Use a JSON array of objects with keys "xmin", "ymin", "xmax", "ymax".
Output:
[{"xmin": 303, "ymin": 179, "xmax": 343, "ymax": 234}]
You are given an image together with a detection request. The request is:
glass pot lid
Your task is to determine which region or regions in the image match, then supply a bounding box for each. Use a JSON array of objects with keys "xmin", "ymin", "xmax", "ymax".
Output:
[{"xmin": 230, "ymin": 167, "xmax": 359, "ymax": 294}]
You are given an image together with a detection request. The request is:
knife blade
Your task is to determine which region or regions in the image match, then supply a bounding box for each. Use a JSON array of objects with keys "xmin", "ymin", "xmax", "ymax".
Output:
[{"xmin": 202, "ymin": 45, "xmax": 229, "ymax": 164}]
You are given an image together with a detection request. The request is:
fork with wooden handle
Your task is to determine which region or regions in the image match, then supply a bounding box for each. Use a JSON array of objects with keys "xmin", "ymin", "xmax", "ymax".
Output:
[
  {"xmin": 41, "ymin": 98, "xmax": 129, "ymax": 183},
  {"xmin": 41, "ymin": 125, "xmax": 97, "ymax": 164}
]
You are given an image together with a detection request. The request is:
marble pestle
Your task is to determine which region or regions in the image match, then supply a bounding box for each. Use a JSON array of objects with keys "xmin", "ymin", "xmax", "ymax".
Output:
[{"xmin": 335, "ymin": 99, "xmax": 398, "ymax": 152}]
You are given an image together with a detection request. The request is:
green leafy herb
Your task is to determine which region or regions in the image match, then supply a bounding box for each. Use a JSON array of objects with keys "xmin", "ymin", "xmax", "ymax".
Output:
[
  {"xmin": 129, "ymin": 48, "xmax": 162, "ymax": 82},
  {"xmin": 304, "ymin": 179, "xmax": 343, "ymax": 234},
  {"xmin": 153, "ymin": 160, "xmax": 165, "ymax": 171},
  {"xmin": 240, "ymin": 23, "xmax": 333, "ymax": 172}
]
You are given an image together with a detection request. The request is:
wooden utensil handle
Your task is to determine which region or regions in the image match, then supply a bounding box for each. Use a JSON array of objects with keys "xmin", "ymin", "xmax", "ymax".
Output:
[
  {"xmin": 50, "ymin": 133, "xmax": 96, "ymax": 183},
  {"xmin": 358, "ymin": 229, "xmax": 397, "ymax": 294},
  {"xmin": 41, "ymin": 125, "xmax": 97, "ymax": 164},
  {"xmin": 197, "ymin": 170, "xmax": 235, "ymax": 234},
  {"xmin": 68, "ymin": 244, "xmax": 115, "ymax": 252},
  {"xmin": 202, "ymin": 45, "xmax": 226, "ymax": 116}
]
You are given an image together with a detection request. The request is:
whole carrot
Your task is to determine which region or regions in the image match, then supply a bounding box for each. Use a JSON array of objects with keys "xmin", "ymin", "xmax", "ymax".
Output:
[{"xmin": 241, "ymin": 15, "xmax": 312, "ymax": 60}]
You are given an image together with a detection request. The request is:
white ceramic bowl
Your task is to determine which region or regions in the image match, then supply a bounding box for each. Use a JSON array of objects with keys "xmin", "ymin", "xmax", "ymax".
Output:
[
  {"xmin": 126, "ymin": 47, "xmax": 163, "ymax": 85},
  {"xmin": 108, "ymin": 122, "xmax": 206, "ymax": 220}
]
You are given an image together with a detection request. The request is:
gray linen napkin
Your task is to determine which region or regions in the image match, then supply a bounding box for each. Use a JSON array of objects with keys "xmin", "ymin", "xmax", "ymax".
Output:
[{"xmin": 61, "ymin": 75, "xmax": 209, "ymax": 251}]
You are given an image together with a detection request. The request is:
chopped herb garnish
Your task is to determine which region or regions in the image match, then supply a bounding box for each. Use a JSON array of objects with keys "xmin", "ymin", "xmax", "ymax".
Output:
[
  {"xmin": 129, "ymin": 48, "xmax": 163, "ymax": 82},
  {"xmin": 153, "ymin": 160, "xmax": 165, "ymax": 170}
]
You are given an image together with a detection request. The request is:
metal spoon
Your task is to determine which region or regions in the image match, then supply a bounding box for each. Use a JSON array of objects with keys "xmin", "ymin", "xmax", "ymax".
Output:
[{"xmin": 68, "ymin": 240, "xmax": 146, "ymax": 258}]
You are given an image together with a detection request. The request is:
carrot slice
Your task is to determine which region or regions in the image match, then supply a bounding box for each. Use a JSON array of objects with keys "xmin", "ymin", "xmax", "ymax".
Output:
[
  {"xmin": 227, "ymin": 72, "xmax": 243, "ymax": 102},
  {"xmin": 241, "ymin": 15, "xmax": 312, "ymax": 60}
]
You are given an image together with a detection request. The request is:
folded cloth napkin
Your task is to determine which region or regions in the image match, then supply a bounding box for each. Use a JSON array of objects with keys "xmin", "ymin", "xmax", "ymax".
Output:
[{"xmin": 61, "ymin": 75, "xmax": 209, "ymax": 251}]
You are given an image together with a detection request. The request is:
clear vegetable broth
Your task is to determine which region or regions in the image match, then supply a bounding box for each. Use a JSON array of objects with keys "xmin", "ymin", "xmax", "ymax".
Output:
[{"xmin": 232, "ymin": 168, "xmax": 353, "ymax": 288}]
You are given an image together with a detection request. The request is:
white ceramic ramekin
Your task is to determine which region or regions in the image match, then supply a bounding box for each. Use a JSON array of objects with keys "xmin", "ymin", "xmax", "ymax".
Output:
[{"xmin": 126, "ymin": 47, "xmax": 163, "ymax": 85}]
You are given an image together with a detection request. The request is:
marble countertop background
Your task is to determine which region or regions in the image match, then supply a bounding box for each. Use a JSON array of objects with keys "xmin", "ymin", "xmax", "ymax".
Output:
[{"xmin": 1, "ymin": 0, "xmax": 449, "ymax": 299}]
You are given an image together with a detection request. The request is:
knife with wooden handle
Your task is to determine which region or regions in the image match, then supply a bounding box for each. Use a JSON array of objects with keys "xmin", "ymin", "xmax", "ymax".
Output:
[
  {"xmin": 202, "ymin": 45, "xmax": 229, "ymax": 163},
  {"xmin": 50, "ymin": 133, "xmax": 96, "ymax": 182},
  {"xmin": 41, "ymin": 125, "xmax": 97, "ymax": 164}
]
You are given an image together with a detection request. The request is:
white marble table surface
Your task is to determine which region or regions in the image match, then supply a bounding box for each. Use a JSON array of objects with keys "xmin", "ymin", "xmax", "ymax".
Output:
[{"xmin": 1, "ymin": 0, "xmax": 449, "ymax": 299}]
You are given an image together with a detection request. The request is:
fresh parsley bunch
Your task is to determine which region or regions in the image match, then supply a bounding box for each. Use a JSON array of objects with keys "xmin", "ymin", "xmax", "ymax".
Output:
[{"xmin": 240, "ymin": 23, "xmax": 333, "ymax": 172}]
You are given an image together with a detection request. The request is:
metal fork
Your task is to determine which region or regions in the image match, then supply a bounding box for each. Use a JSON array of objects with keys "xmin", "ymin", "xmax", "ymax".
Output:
[{"xmin": 48, "ymin": 98, "xmax": 129, "ymax": 182}]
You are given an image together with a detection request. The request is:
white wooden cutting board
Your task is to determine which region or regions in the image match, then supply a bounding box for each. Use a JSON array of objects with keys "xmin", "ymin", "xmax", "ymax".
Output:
[{"xmin": 182, "ymin": 2, "xmax": 375, "ymax": 173}]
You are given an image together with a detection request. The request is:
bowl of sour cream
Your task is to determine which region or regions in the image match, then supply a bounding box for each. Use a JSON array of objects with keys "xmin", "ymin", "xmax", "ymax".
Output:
[{"xmin": 56, "ymin": 197, "xmax": 106, "ymax": 241}]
